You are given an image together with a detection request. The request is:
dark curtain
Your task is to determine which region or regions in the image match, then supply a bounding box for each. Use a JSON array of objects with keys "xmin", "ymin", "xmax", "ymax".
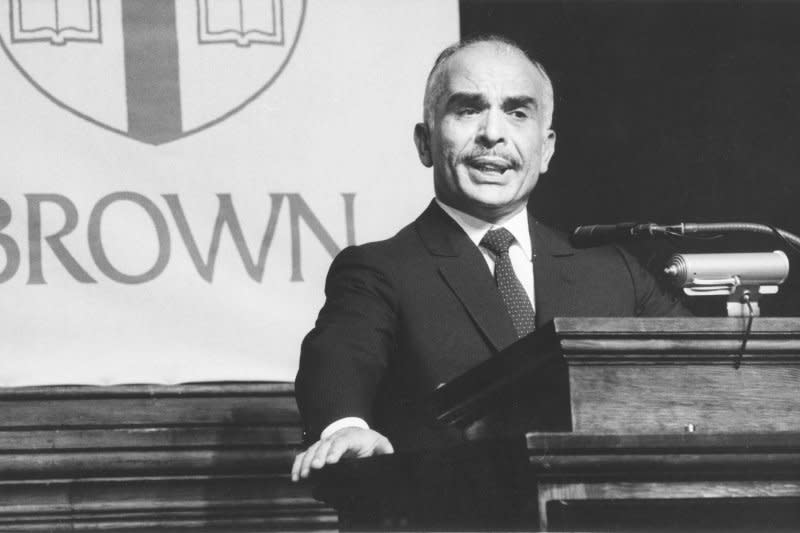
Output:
[{"xmin": 461, "ymin": 0, "xmax": 800, "ymax": 316}]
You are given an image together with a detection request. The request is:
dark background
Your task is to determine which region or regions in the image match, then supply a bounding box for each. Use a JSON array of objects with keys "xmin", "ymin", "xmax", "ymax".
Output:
[{"xmin": 461, "ymin": 0, "xmax": 800, "ymax": 316}]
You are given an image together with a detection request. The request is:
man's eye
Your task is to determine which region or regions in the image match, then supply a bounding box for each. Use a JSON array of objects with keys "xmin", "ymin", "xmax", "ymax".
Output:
[
  {"xmin": 458, "ymin": 107, "xmax": 479, "ymax": 116},
  {"xmin": 509, "ymin": 109, "xmax": 529, "ymax": 119}
]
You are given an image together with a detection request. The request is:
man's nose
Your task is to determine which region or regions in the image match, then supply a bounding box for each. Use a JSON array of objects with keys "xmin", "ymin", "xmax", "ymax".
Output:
[{"xmin": 477, "ymin": 108, "xmax": 506, "ymax": 146}]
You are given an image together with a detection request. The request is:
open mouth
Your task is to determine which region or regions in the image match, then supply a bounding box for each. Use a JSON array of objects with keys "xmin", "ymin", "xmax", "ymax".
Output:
[{"xmin": 468, "ymin": 157, "xmax": 513, "ymax": 175}]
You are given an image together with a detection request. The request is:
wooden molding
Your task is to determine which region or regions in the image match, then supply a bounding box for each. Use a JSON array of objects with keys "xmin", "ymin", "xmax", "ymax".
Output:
[
  {"xmin": 556, "ymin": 317, "xmax": 800, "ymax": 362},
  {"xmin": 0, "ymin": 383, "xmax": 336, "ymax": 531}
]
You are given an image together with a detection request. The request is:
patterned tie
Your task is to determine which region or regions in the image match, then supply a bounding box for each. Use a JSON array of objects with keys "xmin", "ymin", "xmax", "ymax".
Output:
[{"xmin": 480, "ymin": 228, "xmax": 536, "ymax": 338}]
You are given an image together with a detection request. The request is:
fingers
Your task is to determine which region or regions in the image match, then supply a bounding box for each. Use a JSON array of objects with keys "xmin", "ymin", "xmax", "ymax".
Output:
[
  {"xmin": 290, "ymin": 428, "xmax": 396, "ymax": 482},
  {"xmin": 291, "ymin": 437, "xmax": 338, "ymax": 482},
  {"xmin": 311, "ymin": 439, "xmax": 333, "ymax": 469},
  {"xmin": 325, "ymin": 435, "xmax": 351, "ymax": 464},
  {"xmin": 291, "ymin": 450, "xmax": 305, "ymax": 482},
  {"xmin": 374, "ymin": 435, "xmax": 394, "ymax": 455},
  {"xmin": 297, "ymin": 439, "xmax": 321, "ymax": 480}
]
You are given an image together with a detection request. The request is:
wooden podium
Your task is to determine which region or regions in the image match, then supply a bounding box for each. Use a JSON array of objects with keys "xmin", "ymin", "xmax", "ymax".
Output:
[{"xmin": 316, "ymin": 318, "xmax": 800, "ymax": 531}]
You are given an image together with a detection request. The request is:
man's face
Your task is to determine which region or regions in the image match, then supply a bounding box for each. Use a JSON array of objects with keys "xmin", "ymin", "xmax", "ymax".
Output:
[{"xmin": 415, "ymin": 42, "xmax": 556, "ymax": 223}]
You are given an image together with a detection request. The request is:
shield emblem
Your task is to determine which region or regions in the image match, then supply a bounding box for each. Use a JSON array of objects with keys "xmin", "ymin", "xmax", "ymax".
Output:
[{"xmin": 0, "ymin": 0, "xmax": 306, "ymax": 145}]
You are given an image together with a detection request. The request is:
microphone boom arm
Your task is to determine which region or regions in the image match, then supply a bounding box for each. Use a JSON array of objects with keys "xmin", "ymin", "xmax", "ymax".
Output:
[
  {"xmin": 572, "ymin": 221, "xmax": 800, "ymax": 252},
  {"xmin": 670, "ymin": 222, "xmax": 800, "ymax": 251}
]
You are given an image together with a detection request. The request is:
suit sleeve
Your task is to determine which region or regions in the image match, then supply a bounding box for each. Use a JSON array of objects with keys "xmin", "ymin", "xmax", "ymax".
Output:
[
  {"xmin": 614, "ymin": 246, "xmax": 693, "ymax": 317},
  {"xmin": 295, "ymin": 245, "xmax": 398, "ymax": 442}
]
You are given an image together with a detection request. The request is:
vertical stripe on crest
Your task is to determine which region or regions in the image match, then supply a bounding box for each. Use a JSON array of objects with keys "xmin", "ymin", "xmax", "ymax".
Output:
[{"xmin": 121, "ymin": 0, "xmax": 182, "ymax": 144}]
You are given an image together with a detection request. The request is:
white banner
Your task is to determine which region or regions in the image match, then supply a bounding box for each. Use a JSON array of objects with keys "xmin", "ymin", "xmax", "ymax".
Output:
[{"xmin": 0, "ymin": 0, "xmax": 459, "ymax": 385}]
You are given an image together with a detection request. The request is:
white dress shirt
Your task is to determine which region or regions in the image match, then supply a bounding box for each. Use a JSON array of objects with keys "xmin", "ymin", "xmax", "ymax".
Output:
[
  {"xmin": 435, "ymin": 199, "xmax": 535, "ymax": 308},
  {"xmin": 319, "ymin": 200, "xmax": 536, "ymax": 439}
]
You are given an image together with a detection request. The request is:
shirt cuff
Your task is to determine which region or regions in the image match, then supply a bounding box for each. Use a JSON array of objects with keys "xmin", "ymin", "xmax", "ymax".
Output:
[{"xmin": 320, "ymin": 417, "xmax": 369, "ymax": 439}]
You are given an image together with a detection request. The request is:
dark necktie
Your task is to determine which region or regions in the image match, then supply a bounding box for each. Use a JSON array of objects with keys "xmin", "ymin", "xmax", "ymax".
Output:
[{"xmin": 480, "ymin": 228, "xmax": 536, "ymax": 338}]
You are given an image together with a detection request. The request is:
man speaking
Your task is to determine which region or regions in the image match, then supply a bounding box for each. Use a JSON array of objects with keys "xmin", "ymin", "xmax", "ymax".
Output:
[{"xmin": 292, "ymin": 36, "xmax": 687, "ymax": 481}]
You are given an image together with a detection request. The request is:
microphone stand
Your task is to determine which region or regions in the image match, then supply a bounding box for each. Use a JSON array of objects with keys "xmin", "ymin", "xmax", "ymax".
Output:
[{"xmin": 666, "ymin": 222, "xmax": 800, "ymax": 251}]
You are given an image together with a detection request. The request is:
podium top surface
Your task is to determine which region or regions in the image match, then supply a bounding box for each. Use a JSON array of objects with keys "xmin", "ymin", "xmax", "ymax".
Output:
[
  {"xmin": 550, "ymin": 317, "xmax": 800, "ymax": 364},
  {"xmin": 553, "ymin": 316, "xmax": 800, "ymax": 335}
]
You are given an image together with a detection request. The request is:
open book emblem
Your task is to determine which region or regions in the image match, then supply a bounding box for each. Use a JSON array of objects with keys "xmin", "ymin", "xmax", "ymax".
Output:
[
  {"xmin": 198, "ymin": 0, "xmax": 286, "ymax": 47},
  {"xmin": 10, "ymin": 0, "xmax": 101, "ymax": 45},
  {"xmin": 0, "ymin": 0, "xmax": 306, "ymax": 145}
]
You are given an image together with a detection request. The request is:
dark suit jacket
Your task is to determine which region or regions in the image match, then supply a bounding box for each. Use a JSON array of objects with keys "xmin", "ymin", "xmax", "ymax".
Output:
[{"xmin": 296, "ymin": 200, "xmax": 689, "ymax": 449}]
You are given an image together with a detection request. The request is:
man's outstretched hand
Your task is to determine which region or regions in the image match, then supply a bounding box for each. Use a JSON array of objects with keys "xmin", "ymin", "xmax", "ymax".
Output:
[{"xmin": 291, "ymin": 427, "xmax": 394, "ymax": 482}]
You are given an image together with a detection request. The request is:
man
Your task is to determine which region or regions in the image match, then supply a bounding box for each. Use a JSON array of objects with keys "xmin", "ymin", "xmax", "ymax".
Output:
[{"xmin": 292, "ymin": 36, "xmax": 687, "ymax": 482}]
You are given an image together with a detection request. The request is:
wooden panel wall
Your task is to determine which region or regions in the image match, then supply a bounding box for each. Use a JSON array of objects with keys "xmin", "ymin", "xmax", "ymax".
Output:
[{"xmin": 0, "ymin": 383, "xmax": 336, "ymax": 531}]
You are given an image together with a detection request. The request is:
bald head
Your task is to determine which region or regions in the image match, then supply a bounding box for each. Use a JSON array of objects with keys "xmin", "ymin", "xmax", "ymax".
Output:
[{"xmin": 422, "ymin": 37, "xmax": 554, "ymax": 130}]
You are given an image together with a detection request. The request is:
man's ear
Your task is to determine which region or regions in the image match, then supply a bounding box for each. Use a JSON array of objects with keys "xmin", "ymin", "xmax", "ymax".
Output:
[
  {"xmin": 539, "ymin": 130, "xmax": 556, "ymax": 173},
  {"xmin": 413, "ymin": 123, "xmax": 433, "ymax": 167}
]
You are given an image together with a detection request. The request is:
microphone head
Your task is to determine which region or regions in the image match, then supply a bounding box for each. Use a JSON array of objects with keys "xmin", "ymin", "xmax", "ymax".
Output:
[
  {"xmin": 570, "ymin": 222, "xmax": 641, "ymax": 247},
  {"xmin": 663, "ymin": 250, "xmax": 790, "ymax": 288}
]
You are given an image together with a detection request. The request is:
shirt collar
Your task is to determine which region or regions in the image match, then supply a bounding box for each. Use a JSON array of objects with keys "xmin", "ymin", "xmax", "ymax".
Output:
[{"xmin": 435, "ymin": 198, "xmax": 532, "ymax": 261}]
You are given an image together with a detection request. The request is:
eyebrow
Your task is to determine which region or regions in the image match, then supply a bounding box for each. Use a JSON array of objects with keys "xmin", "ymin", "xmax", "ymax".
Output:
[
  {"xmin": 445, "ymin": 92, "xmax": 539, "ymax": 112},
  {"xmin": 503, "ymin": 96, "xmax": 538, "ymax": 111}
]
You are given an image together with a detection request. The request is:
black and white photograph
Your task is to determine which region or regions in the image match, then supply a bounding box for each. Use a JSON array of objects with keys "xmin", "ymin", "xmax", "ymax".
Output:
[{"xmin": 0, "ymin": 0, "xmax": 798, "ymax": 531}]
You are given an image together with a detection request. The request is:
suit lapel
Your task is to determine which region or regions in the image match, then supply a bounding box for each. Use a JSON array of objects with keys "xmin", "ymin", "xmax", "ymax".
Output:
[
  {"xmin": 531, "ymin": 217, "xmax": 579, "ymax": 325},
  {"xmin": 416, "ymin": 201, "xmax": 518, "ymax": 352}
]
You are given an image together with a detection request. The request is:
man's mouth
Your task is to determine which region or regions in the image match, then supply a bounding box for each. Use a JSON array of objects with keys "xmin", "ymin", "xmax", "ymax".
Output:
[{"xmin": 468, "ymin": 157, "xmax": 513, "ymax": 174}]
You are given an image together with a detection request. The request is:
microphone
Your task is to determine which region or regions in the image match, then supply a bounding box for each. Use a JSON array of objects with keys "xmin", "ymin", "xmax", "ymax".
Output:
[
  {"xmin": 663, "ymin": 250, "xmax": 790, "ymax": 289},
  {"xmin": 570, "ymin": 222, "xmax": 672, "ymax": 247},
  {"xmin": 572, "ymin": 221, "xmax": 800, "ymax": 249}
]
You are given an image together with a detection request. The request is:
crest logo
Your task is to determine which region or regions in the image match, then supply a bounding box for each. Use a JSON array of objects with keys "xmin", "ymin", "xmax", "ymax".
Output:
[{"xmin": 0, "ymin": 0, "xmax": 306, "ymax": 145}]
